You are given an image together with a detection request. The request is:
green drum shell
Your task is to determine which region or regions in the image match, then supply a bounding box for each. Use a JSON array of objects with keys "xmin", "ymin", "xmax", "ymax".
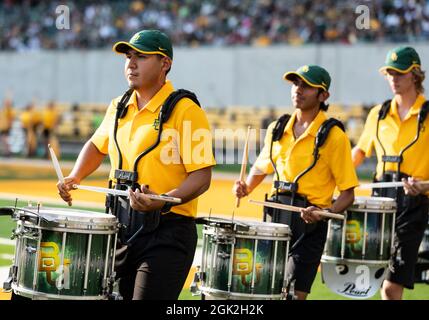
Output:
[
  {"xmin": 200, "ymin": 219, "xmax": 291, "ymax": 299},
  {"xmin": 12, "ymin": 207, "xmax": 118, "ymax": 300},
  {"xmin": 324, "ymin": 197, "xmax": 396, "ymax": 263}
]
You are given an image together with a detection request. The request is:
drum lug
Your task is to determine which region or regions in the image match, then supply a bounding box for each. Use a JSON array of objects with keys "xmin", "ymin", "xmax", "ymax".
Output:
[
  {"xmin": 190, "ymin": 266, "xmax": 203, "ymax": 296},
  {"xmin": 282, "ymin": 277, "xmax": 297, "ymax": 300},
  {"xmin": 2, "ymin": 265, "xmax": 18, "ymax": 291},
  {"xmin": 105, "ymin": 273, "xmax": 119, "ymax": 299}
]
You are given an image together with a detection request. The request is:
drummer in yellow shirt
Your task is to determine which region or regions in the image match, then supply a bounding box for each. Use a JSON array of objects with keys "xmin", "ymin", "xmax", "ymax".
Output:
[
  {"xmin": 352, "ymin": 46, "xmax": 429, "ymax": 300},
  {"xmin": 233, "ymin": 65, "xmax": 358, "ymax": 300},
  {"xmin": 56, "ymin": 29, "xmax": 216, "ymax": 300},
  {"xmin": 42, "ymin": 101, "xmax": 60, "ymax": 158},
  {"xmin": 20, "ymin": 103, "xmax": 40, "ymax": 157},
  {"xmin": 0, "ymin": 98, "xmax": 15, "ymax": 156}
]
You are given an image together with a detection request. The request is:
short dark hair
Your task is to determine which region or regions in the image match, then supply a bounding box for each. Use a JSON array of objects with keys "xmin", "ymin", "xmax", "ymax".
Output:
[{"xmin": 317, "ymin": 89, "xmax": 329, "ymax": 111}]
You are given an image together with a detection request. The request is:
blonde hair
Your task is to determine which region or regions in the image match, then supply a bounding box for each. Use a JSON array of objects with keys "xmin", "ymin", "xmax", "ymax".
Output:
[{"xmin": 412, "ymin": 67, "xmax": 425, "ymax": 93}]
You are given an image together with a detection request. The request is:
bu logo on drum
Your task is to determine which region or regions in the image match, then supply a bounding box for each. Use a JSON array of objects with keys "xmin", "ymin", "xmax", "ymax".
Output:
[
  {"xmin": 39, "ymin": 242, "xmax": 71, "ymax": 290},
  {"xmin": 233, "ymin": 248, "xmax": 263, "ymax": 285}
]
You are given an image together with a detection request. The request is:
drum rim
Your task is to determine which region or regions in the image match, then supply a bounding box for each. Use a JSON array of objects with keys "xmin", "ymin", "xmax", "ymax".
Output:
[
  {"xmin": 11, "ymin": 284, "xmax": 108, "ymax": 300},
  {"xmin": 18, "ymin": 207, "xmax": 118, "ymax": 228},
  {"xmin": 199, "ymin": 286, "xmax": 283, "ymax": 299},
  {"xmin": 201, "ymin": 218, "xmax": 291, "ymax": 237},
  {"xmin": 321, "ymin": 255, "xmax": 390, "ymax": 265},
  {"xmin": 351, "ymin": 196, "xmax": 396, "ymax": 208}
]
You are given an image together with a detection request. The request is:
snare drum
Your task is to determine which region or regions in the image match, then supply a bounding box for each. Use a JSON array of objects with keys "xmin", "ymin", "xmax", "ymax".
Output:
[
  {"xmin": 321, "ymin": 196, "xmax": 396, "ymax": 299},
  {"xmin": 10, "ymin": 207, "xmax": 118, "ymax": 300},
  {"xmin": 198, "ymin": 218, "xmax": 291, "ymax": 300}
]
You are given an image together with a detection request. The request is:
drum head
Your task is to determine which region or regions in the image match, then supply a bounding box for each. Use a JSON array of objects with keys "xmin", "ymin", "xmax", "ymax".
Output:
[
  {"xmin": 19, "ymin": 207, "xmax": 117, "ymax": 230},
  {"xmin": 201, "ymin": 217, "xmax": 291, "ymax": 238},
  {"xmin": 350, "ymin": 196, "xmax": 396, "ymax": 211},
  {"xmin": 236, "ymin": 220, "xmax": 291, "ymax": 238},
  {"xmin": 320, "ymin": 258, "xmax": 388, "ymax": 299}
]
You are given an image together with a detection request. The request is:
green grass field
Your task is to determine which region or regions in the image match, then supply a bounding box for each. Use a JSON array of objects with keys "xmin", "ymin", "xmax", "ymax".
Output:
[{"xmin": 1, "ymin": 199, "xmax": 428, "ymax": 300}]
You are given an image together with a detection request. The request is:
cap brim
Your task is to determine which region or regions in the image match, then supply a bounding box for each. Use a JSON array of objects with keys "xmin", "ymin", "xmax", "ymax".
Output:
[
  {"xmin": 112, "ymin": 41, "xmax": 170, "ymax": 58},
  {"xmin": 283, "ymin": 71, "xmax": 327, "ymax": 91},
  {"xmin": 379, "ymin": 63, "xmax": 420, "ymax": 74}
]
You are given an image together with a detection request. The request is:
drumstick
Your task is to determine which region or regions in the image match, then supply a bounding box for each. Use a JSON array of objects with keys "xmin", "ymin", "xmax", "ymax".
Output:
[
  {"xmin": 358, "ymin": 180, "xmax": 429, "ymax": 189},
  {"xmin": 236, "ymin": 126, "xmax": 251, "ymax": 208},
  {"xmin": 72, "ymin": 184, "xmax": 182, "ymax": 204},
  {"xmin": 48, "ymin": 143, "xmax": 64, "ymax": 183},
  {"xmin": 249, "ymin": 199, "xmax": 345, "ymax": 220}
]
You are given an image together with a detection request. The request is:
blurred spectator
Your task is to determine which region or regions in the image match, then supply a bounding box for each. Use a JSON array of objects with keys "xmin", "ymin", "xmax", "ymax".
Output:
[
  {"xmin": 71, "ymin": 103, "xmax": 81, "ymax": 137},
  {"xmin": 0, "ymin": 98, "xmax": 16, "ymax": 156},
  {"xmin": 1, "ymin": 1, "xmax": 429, "ymax": 51},
  {"xmin": 42, "ymin": 101, "xmax": 61, "ymax": 159},
  {"xmin": 20, "ymin": 103, "xmax": 40, "ymax": 157}
]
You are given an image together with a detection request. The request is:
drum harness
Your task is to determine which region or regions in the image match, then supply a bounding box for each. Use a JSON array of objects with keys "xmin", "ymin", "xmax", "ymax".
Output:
[
  {"xmin": 105, "ymin": 88, "xmax": 201, "ymax": 245},
  {"xmin": 265, "ymin": 112, "xmax": 344, "ymax": 297},
  {"xmin": 373, "ymin": 99, "xmax": 429, "ymax": 267}
]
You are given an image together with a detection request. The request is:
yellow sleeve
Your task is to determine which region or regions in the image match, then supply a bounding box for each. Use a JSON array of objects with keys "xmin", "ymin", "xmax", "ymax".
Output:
[
  {"xmin": 90, "ymin": 100, "xmax": 116, "ymax": 155},
  {"xmin": 326, "ymin": 128, "xmax": 359, "ymax": 191},
  {"xmin": 356, "ymin": 106, "xmax": 380, "ymax": 158},
  {"xmin": 253, "ymin": 121, "xmax": 277, "ymax": 175},
  {"xmin": 176, "ymin": 100, "xmax": 216, "ymax": 172}
]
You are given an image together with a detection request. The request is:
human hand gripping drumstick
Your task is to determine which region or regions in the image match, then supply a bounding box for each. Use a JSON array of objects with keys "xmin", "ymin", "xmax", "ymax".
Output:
[
  {"xmin": 49, "ymin": 143, "xmax": 181, "ymax": 204},
  {"xmin": 72, "ymin": 184, "xmax": 182, "ymax": 204},
  {"xmin": 236, "ymin": 126, "xmax": 251, "ymax": 208}
]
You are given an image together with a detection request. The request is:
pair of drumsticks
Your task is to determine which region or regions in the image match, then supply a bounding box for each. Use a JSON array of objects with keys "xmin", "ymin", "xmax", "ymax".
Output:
[
  {"xmin": 48, "ymin": 144, "xmax": 181, "ymax": 204},
  {"xmin": 234, "ymin": 127, "xmax": 344, "ymax": 220}
]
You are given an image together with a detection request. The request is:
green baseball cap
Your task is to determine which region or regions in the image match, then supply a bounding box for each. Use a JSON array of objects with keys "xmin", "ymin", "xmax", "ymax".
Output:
[
  {"xmin": 379, "ymin": 46, "xmax": 421, "ymax": 74},
  {"xmin": 113, "ymin": 29, "xmax": 173, "ymax": 59},
  {"xmin": 283, "ymin": 65, "xmax": 331, "ymax": 91}
]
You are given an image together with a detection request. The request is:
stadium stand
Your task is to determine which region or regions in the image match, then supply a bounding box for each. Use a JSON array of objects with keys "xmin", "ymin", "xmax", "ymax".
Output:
[{"xmin": 1, "ymin": 0, "xmax": 429, "ymax": 51}]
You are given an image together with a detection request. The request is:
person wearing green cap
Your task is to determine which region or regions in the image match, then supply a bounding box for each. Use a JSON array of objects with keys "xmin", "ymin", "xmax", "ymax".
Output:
[
  {"xmin": 352, "ymin": 46, "xmax": 429, "ymax": 300},
  {"xmin": 233, "ymin": 65, "xmax": 358, "ymax": 299},
  {"xmin": 56, "ymin": 29, "xmax": 216, "ymax": 300}
]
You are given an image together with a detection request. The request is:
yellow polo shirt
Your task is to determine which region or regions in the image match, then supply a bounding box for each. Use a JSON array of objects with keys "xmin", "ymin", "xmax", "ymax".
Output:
[
  {"xmin": 20, "ymin": 109, "xmax": 39, "ymax": 129},
  {"xmin": 357, "ymin": 94, "xmax": 429, "ymax": 181},
  {"xmin": 0, "ymin": 107, "xmax": 15, "ymax": 131},
  {"xmin": 254, "ymin": 110, "xmax": 358, "ymax": 208},
  {"xmin": 91, "ymin": 80, "xmax": 216, "ymax": 218},
  {"xmin": 42, "ymin": 108, "xmax": 59, "ymax": 129}
]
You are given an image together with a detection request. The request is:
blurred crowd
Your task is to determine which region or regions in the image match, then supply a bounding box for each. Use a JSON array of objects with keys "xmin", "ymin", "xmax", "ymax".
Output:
[
  {"xmin": 1, "ymin": 0, "xmax": 429, "ymax": 51},
  {"xmin": 0, "ymin": 97, "xmax": 60, "ymax": 158}
]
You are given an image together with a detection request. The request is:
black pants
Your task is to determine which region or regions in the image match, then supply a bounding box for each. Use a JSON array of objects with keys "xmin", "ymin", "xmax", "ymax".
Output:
[
  {"xmin": 264, "ymin": 193, "xmax": 328, "ymax": 293},
  {"xmin": 387, "ymin": 195, "xmax": 428, "ymax": 289},
  {"xmin": 372, "ymin": 172, "xmax": 429, "ymax": 289},
  {"xmin": 115, "ymin": 212, "xmax": 197, "ymax": 300}
]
